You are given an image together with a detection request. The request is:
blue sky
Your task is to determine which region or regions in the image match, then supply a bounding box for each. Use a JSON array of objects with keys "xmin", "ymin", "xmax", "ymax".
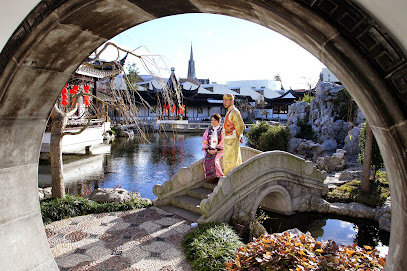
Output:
[{"xmin": 99, "ymin": 13, "xmax": 326, "ymax": 89}]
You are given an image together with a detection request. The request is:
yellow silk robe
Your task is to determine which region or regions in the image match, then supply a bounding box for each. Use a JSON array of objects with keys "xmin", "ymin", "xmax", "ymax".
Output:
[{"xmin": 223, "ymin": 105, "xmax": 245, "ymax": 175}]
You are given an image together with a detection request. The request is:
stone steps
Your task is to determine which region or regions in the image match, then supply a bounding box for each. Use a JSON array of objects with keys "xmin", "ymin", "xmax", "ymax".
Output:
[
  {"xmin": 202, "ymin": 180, "xmax": 217, "ymax": 190},
  {"xmin": 159, "ymin": 180, "xmax": 217, "ymax": 222},
  {"xmin": 188, "ymin": 187, "xmax": 214, "ymax": 199},
  {"xmin": 158, "ymin": 204, "xmax": 201, "ymax": 222},
  {"xmin": 170, "ymin": 195, "xmax": 203, "ymax": 214}
]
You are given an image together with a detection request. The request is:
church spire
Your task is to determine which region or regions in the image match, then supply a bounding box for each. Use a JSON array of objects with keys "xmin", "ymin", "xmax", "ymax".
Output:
[{"xmin": 187, "ymin": 43, "xmax": 196, "ymax": 79}]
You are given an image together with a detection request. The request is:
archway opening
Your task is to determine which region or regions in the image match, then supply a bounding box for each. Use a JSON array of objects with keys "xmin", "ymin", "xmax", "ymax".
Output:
[
  {"xmin": 259, "ymin": 191, "xmax": 293, "ymax": 216},
  {"xmin": 1, "ymin": 1, "xmax": 407, "ymax": 270}
]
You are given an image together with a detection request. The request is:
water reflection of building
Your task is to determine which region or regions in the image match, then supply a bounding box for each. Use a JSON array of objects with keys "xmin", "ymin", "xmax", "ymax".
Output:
[{"xmin": 38, "ymin": 144, "xmax": 111, "ymax": 195}]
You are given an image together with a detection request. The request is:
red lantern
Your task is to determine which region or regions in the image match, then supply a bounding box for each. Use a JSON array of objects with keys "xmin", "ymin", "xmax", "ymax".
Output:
[
  {"xmin": 73, "ymin": 85, "xmax": 79, "ymax": 91},
  {"xmin": 172, "ymin": 105, "xmax": 176, "ymax": 113},
  {"xmin": 69, "ymin": 89, "xmax": 76, "ymax": 94},
  {"xmin": 84, "ymin": 85, "xmax": 90, "ymax": 91},
  {"xmin": 84, "ymin": 100, "xmax": 90, "ymax": 106},
  {"xmin": 61, "ymin": 100, "xmax": 68, "ymax": 106},
  {"xmin": 61, "ymin": 94, "xmax": 68, "ymax": 100},
  {"xmin": 61, "ymin": 88, "xmax": 67, "ymax": 94},
  {"xmin": 84, "ymin": 90, "xmax": 89, "ymax": 94},
  {"xmin": 167, "ymin": 104, "xmax": 170, "ymax": 110}
]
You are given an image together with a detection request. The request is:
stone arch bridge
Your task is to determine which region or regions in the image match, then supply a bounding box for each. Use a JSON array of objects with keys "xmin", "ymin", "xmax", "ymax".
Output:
[{"xmin": 153, "ymin": 146, "xmax": 328, "ymax": 224}]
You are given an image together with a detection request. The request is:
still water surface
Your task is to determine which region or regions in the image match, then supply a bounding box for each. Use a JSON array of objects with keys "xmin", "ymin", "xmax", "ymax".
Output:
[
  {"xmin": 65, "ymin": 133, "xmax": 207, "ymax": 199},
  {"xmin": 43, "ymin": 133, "xmax": 389, "ymax": 253}
]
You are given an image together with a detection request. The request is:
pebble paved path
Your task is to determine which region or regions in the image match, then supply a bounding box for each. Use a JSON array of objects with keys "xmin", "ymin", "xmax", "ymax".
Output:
[{"xmin": 45, "ymin": 206, "xmax": 193, "ymax": 271}]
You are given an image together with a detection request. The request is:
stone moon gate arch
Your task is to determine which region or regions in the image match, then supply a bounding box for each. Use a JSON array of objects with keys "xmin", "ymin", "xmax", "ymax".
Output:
[{"xmin": 1, "ymin": 0, "xmax": 407, "ymax": 270}]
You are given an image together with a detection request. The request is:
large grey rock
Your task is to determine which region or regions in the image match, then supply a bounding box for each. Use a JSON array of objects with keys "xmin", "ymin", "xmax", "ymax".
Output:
[
  {"xmin": 333, "ymin": 120, "xmax": 351, "ymax": 146},
  {"xmin": 89, "ymin": 188, "xmax": 147, "ymax": 203},
  {"xmin": 38, "ymin": 187, "xmax": 52, "ymax": 201},
  {"xmin": 349, "ymin": 202, "xmax": 376, "ymax": 219},
  {"xmin": 316, "ymin": 149, "xmax": 347, "ymax": 173},
  {"xmin": 339, "ymin": 170, "xmax": 362, "ymax": 181},
  {"xmin": 287, "ymin": 138, "xmax": 326, "ymax": 161},
  {"xmin": 329, "ymin": 202, "xmax": 375, "ymax": 219},
  {"xmin": 287, "ymin": 137, "xmax": 304, "ymax": 153},
  {"xmin": 375, "ymin": 197, "xmax": 391, "ymax": 232},
  {"xmin": 287, "ymin": 102, "xmax": 309, "ymax": 125},
  {"xmin": 299, "ymin": 195, "xmax": 378, "ymax": 221},
  {"xmin": 343, "ymin": 126, "xmax": 361, "ymax": 155},
  {"xmin": 355, "ymin": 108, "xmax": 366, "ymax": 126},
  {"xmin": 288, "ymin": 124, "xmax": 301, "ymax": 137},
  {"xmin": 298, "ymin": 194, "xmax": 330, "ymax": 213},
  {"xmin": 378, "ymin": 213, "xmax": 391, "ymax": 232},
  {"xmin": 322, "ymin": 139, "xmax": 337, "ymax": 151}
]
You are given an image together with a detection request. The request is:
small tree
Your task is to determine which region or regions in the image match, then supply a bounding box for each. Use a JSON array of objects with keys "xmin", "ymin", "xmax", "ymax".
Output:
[
  {"xmin": 246, "ymin": 121, "xmax": 291, "ymax": 151},
  {"xmin": 361, "ymin": 122, "xmax": 373, "ymax": 193},
  {"xmin": 246, "ymin": 121, "xmax": 271, "ymax": 148},
  {"xmin": 297, "ymin": 93, "xmax": 315, "ymax": 104},
  {"xmin": 358, "ymin": 122, "xmax": 384, "ymax": 192},
  {"xmin": 258, "ymin": 125, "xmax": 291, "ymax": 152}
]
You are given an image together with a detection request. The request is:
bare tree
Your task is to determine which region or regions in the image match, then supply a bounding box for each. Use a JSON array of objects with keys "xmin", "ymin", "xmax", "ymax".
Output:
[
  {"xmin": 49, "ymin": 43, "xmax": 176, "ymax": 198},
  {"xmin": 361, "ymin": 122, "xmax": 373, "ymax": 193},
  {"xmin": 301, "ymin": 76, "xmax": 317, "ymax": 94}
]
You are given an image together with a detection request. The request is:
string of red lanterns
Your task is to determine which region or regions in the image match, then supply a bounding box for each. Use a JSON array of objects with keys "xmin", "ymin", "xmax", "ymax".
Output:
[
  {"xmin": 60, "ymin": 84, "xmax": 91, "ymax": 107},
  {"xmin": 162, "ymin": 104, "xmax": 186, "ymax": 114}
]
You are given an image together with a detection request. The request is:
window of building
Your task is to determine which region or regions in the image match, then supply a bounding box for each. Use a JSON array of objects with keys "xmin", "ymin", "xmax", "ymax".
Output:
[
  {"xmin": 206, "ymin": 87, "xmax": 214, "ymax": 92},
  {"xmin": 231, "ymin": 88, "xmax": 240, "ymax": 94},
  {"xmin": 197, "ymin": 108, "xmax": 203, "ymax": 114}
]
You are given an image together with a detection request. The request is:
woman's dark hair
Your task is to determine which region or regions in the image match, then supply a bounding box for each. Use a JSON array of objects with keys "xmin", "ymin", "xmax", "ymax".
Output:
[{"xmin": 211, "ymin": 113, "xmax": 221, "ymax": 122}]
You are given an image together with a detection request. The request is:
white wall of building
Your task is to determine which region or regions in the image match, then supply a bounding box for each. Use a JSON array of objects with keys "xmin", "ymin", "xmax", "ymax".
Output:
[
  {"xmin": 225, "ymin": 79, "xmax": 281, "ymax": 90},
  {"xmin": 320, "ymin": 68, "xmax": 340, "ymax": 83}
]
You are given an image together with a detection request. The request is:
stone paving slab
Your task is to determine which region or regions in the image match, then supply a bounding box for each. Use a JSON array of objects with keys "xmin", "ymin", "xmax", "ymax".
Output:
[{"xmin": 45, "ymin": 206, "xmax": 193, "ymax": 271}]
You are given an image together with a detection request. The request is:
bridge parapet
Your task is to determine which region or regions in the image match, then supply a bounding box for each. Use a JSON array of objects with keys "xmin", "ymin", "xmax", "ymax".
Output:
[
  {"xmin": 152, "ymin": 146, "xmax": 261, "ymax": 206},
  {"xmin": 198, "ymin": 150, "xmax": 328, "ymax": 223},
  {"xmin": 152, "ymin": 158, "xmax": 205, "ymax": 206}
]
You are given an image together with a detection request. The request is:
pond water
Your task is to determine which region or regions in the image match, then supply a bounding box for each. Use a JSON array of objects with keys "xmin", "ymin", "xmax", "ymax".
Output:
[
  {"xmin": 260, "ymin": 210, "xmax": 389, "ymax": 256},
  {"xmin": 40, "ymin": 133, "xmax": 208, "ymax": 199},
  {"xmin": 38, "ymin": 132, "xmax": 389, "ymax": 254}
]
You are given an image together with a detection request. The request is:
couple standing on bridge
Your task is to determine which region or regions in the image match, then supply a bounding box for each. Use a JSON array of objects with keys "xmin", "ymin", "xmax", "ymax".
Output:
[{"xmin": 202, "ymin": 93, "xmax": 245, "ymax": 181}]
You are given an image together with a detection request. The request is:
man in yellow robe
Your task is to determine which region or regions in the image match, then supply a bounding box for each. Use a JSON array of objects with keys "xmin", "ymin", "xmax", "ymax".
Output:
[{"xmin": 222, "ymin": 93, "xmax": 245, "ymax": 175}]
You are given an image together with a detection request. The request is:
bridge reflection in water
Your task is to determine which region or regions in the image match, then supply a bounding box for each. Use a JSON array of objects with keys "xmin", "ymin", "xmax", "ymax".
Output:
[{"xmin": 260, "ymin": 210, "xmax": 389, "ymax": 257}]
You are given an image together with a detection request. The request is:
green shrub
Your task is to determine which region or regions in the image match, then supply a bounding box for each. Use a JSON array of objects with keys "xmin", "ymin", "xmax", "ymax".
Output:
[
  {"xmin": 258, "ymin": 125, "xmax": 291, "ymax": 152},
  {"xmin": 183, "ymin": 222, "xmax": 244, "ymax": 271},
  {"xmin": 297, "ymin": 120, "xmax": 315, "ymax": 140},
  {"xmin": 298, "ymin": 93, "xmax": 315, "ymax": 104},
  {"xmin": 326, "ymin": 178, "xmax": 389, "ymax": 208},
  {"xmin": 334, "ymin": 88, "xmax": 358, "ymax": 122},
  {"xmin": 246, "ymin": 121, "xmax": 271, "ymax": 148},
  {"xmin": 226, "ymin": 232, "xmax": 386, "ymax": 270},
  {"xmin": 358, "ymin": 123, "xmax": 384, "ymax": 176},
  {"xmin": 40, "ymin": 195, "xmax": 151, "ymax": 224}
]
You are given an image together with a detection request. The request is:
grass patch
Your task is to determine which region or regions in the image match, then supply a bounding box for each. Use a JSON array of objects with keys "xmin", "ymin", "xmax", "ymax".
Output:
[
  {"xmin": 182, "ymin": 221, "xmax": 244, "ymax": 271},
  {"xmin": 326, "ymin": 174, "xmax": 390, "ymax": 208},
  {"xmin": 40, "ymin": 195, "xmax": 151, "ymax": 224}
]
